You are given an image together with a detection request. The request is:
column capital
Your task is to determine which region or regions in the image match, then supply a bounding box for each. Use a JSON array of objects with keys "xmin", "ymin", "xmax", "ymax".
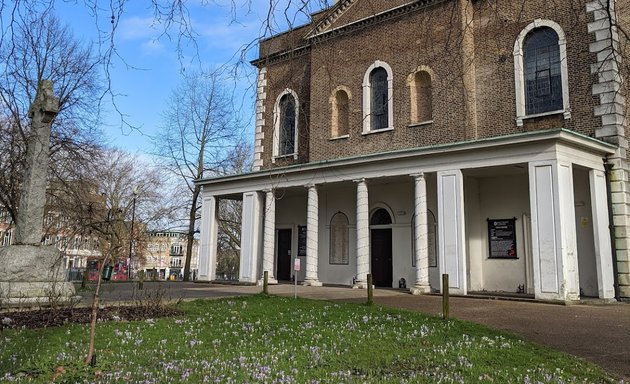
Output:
[
  {"xmin": 305, "ymin": 183, "xmax": 318, "ymax": 190},
  {"xmin": 410, "ymin": 172, "xmax": 425, "ymax": 180},
  {"xmin": 353, "ymin": 178, "xmax": 366, "ymax": 184}
]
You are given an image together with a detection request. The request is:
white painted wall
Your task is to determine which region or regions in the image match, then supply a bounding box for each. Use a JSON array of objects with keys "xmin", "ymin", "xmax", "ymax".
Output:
[
  {"xmin": 471, "ymin": 174, "xmax": 530, "ymax": 292},
  {"xmin": 275, "ymin": 192, "xmax": 307, "ymax": 281},
  {"xmin": 573, "ymin": 168, "xmax": 597, "ymax": 297}
]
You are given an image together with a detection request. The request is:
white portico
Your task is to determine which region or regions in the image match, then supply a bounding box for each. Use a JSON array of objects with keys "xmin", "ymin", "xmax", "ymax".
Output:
[{"xmin": 196, "ymin": 129, "xmax": 617, "ymax": 302}]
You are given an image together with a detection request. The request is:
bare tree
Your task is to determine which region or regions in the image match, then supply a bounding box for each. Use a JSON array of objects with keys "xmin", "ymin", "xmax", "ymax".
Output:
[
  {"xmin": 156, "ymin": 71, "xmax": 246, "ymax": 281},
  {"xmin": 0, "ymin": 10, "xmax": 103, "ymax": 226}
]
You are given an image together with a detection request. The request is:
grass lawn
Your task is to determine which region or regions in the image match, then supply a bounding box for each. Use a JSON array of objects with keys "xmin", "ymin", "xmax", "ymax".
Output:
[{"xmin": 0, "ymin": 294, "xmax": 618, "ymax": 383}]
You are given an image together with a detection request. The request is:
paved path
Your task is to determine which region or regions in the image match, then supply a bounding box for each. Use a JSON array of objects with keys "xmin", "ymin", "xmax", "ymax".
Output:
[{"xmin": 83, "ymin": 282, "xmax": 630, "ymax": 380}]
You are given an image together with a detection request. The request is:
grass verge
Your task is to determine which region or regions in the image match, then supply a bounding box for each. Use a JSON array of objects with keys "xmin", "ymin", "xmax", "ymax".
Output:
[{"xmin": 0, "ymin": 294, "xmax": 618, "ymax": 383}]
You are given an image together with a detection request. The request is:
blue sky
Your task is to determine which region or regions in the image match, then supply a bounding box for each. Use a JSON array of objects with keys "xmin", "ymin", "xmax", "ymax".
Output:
[{"xmin": 52, "ymin": 1, "xmax": 315, "ymax": 155}]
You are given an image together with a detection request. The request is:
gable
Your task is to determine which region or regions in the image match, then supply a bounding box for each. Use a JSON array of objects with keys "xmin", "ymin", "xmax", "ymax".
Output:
[{"xmin": 307, "ymin": 0, "xmax": 424, "ymax": 39}]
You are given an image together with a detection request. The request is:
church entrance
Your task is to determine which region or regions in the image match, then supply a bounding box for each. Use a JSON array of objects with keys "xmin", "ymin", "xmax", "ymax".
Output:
[
  {"xmin": 370, "ymin": 208, "xmax": 393, "ymax": 287},
  {"xmin": 277, "ymin": 229, "xmax": 292, "ymax": 281}
]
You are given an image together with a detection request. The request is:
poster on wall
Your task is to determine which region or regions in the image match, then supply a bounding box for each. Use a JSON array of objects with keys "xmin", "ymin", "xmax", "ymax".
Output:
[
  {"xmin": 487, "ymin": 218, "xmax": 517, "ymax": 259},
  {"xmin": 297, "ymin": 225, "xmax": 307, "ymax": 256}
]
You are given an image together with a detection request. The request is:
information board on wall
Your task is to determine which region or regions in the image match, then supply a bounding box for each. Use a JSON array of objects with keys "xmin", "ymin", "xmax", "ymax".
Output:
[
  {"xmin": 297, "ymin": 225, "xmax": 307, "ymax": 256},
  {"xmin": 487, "ymin": 218, "xmax": 517, "ymax": 259}
]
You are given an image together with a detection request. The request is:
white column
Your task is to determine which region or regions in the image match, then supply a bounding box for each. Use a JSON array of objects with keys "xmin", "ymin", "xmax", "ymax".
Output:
[
  {"xmin": 528, "ymin": 161, "xmax": 579, "ymax": 302},
  {"xmin": 260, "ymin": 189, "xmax": 278, "ymax": 285},
  {"xmin": 589, "ymin": 169, "xmax": 616, "ymax": 299},
  {"xmin": 240, "ymin": 191, "xmax": 264, "ymax": 283},
  {"xmin": 411, "ymin": 173, "xmax": 431, "ymax": 294},
  {"xmin": 437, "ymin": 170, "xmax": 467, "ymax": 295},
  {"xmin": 354, "ymin": 178, "xmax": 370, "ymax": 288},
  {"xmin": 304, "ymin": 184, "xmax": 322, "ymax": 286},
  {"xmin": 198, "ymin": 195, "xmax": 218, "ymax": 282}
]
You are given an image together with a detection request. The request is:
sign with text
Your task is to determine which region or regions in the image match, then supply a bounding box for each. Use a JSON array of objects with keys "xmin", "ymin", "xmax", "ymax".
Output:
[
  {"xmin": 487, "ymin": 218, "xmax": 517, "ymax": 259},
  {"xmin": 294, "ymin": 258, "xmax": 301, "ymax": 271},
  {"xmin": 297, "ymin": 225, "xmax": 307, "ymax": 256}
]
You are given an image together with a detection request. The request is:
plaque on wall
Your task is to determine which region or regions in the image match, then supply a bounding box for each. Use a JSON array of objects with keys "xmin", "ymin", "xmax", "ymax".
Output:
[
  {"xmin": 297, "ymin": 225, "xmax": 307, "ymax": 256},
  {"xmin": 487, "ymin": 218, "xmax": 517, "ymax": 259}
]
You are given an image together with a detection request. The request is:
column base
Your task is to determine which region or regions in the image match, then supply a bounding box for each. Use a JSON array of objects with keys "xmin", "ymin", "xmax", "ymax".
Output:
[
  {"xmin": 303, "ymin": 279, "xmax": 323, "ymax": 287},
  {"xmin": 257, "ymin": 278, "xmax": 278, "ymax": 286},
  {"xmin": 410, "ymin": 284, "xmax": 431, "ymax": 295},
  {"xmin": 352, "ymin": 282, "xmax": 369, "ymax": 289}
]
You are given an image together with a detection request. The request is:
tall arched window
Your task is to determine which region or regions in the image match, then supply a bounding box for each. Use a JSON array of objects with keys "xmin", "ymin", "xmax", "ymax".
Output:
[
  {"xmin": 331, "ymin": 88, "xmax": 350, "ymax": 138},
  {"xmin": 362, "ymin": 61, "xmax": 393, "ymax": 133},
  {"xmin": 524, "ymin": 27, "xmax": 561, "ymax": 115},
  {"xmin": 513, "ymin": 19, "xmax": 570, "ymax": 126},
  {"xmin": 371, "ymin": 68, "xmax": 388, "ymax": 130},
  {"xmin": 409, "ymin": 68, "xmax": 433, "ymax": 124},
  {"xmin": 279, "ymin": 94, "xmax": 296, "ymax": 155},
  {"xmin": 329, "ymin": 212, "xmax": 349, "ymax": 265},
  {"xmin": 273, "ymin": 89, "xmax": 299, "ymax": 160}
]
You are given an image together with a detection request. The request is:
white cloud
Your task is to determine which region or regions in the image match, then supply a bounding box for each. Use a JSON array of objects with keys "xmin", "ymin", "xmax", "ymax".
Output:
[
  {"xmin": 140, "ymin": 39, "xmax": 166, "ymax": 55},
  {"xmin": 118, "ymin": 16, "xmax": 160, "ymax": 40}
]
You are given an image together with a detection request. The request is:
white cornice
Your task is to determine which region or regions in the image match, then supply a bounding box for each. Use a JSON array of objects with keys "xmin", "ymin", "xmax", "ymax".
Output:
[{"xmin": 196, "ymin": 129, "xmax": 615, "ymax": 196}]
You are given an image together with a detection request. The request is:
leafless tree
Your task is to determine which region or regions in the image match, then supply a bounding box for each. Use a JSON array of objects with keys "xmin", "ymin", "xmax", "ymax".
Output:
[
  {"xmin": 156, "ymin": 70, "xmax": 247, "ymax": 281},
  {"xmin": 0, "ymin": 10, "xmax": 103, "ymax": 226}
]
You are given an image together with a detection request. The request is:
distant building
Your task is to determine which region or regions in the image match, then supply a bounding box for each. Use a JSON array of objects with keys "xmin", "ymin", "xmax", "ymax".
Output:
[{"xmin": 140, "ymin": 231, "xmax": 199, "ymax": 280}]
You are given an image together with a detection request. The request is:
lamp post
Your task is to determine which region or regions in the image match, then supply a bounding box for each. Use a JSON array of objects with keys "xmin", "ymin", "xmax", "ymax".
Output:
[{"xmin": 128, "ymin": 187, "xmax": 138, "ymax": 280}]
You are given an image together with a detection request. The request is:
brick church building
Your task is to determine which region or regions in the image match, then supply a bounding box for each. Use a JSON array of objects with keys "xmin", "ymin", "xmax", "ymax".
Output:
[{"xmin": 196, "ymin": 0, "xmax": 630, "ymax": 302}]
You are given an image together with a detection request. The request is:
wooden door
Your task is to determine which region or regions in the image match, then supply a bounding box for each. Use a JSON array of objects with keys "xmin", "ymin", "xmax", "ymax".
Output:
[
  {"xmin": 276, "ymin": 229, "xmax": 292, "ymax": 281},
  {"xmin": 370, "ymin": 228, "xmax": 392, "ymax": 287}
]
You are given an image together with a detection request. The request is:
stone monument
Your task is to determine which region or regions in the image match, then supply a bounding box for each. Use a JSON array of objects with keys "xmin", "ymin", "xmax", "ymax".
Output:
[{"xmin": 0, "ymin": 80, "xmax": 77, "ymax": 307}]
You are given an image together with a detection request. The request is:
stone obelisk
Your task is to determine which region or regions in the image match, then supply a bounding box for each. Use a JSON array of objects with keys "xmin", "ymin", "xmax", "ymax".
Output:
[{"xmin": 0, "ymin": 80, "xmax": 77, "ymax": 307}]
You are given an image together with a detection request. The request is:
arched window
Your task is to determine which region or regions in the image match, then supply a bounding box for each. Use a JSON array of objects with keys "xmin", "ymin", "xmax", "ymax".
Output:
[
  {"xmin": 329, "ymin": 212, "xmax": 349, "ymax": 265},
  {"xmin": 514, "ymin": 19, "xmax": 570, "ymax": 126},
  {"xmin": 371, "ymin": 68, "xmax": 388, "ymax": 130},
  {"xmin": 362, "ymin": 61, "xmax": 393, "ymax": 133},
  {"xmin": 273, "ymin": 89, "xmax": 299, "ymax": 160},
  {"xmin": 409, "ymin": 68, "xmax": 433, "ymax": 124},
  {"xmin": 370, "ymin": 208, "xmax": 392, "ymax": 226},
  {"xmin": 524, "ymin": 28, "xmax": 561, "ymax": 114},
  {"xmin": 331, "ymin": 88, "xmax": 350, "ymax": 138}
]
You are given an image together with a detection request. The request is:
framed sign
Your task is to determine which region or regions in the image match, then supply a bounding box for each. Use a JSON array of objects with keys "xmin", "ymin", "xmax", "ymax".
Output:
[
  {"xmin": 487, "ymin": 218, "xmax": 517, "ymax": 259},
  {"xmin": 297, "ymin": 225, "xmax": 307, "ymax": 256}
]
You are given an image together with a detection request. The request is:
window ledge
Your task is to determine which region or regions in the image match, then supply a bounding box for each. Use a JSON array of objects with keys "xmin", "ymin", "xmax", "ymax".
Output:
[
  {"xmin": 516, "ymin": 109, "xmax": 571, "ymax": 127},
  {"xmin": 329, "ymin": 134, "xmax": 349, "ymax": 141},
  {"xmin": 272, "ymin": 153, "xmax": 298, "ymax": 163},
  {"xmin": 362, "ymin": 127, "xmax": 394, "ymax": 136},
  {"xmin": 408, "ymin": 120, "xmax": 434, "ymax": 128}
]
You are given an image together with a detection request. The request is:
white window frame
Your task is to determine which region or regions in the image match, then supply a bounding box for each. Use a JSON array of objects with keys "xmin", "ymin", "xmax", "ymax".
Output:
[
  {"xmin": 362, "ymin": 61, "xmax": 394, "ymax": 134},
  {"xmin": 513, "ymin": 19, "xmax": 571, "ymax": 127},
  {"xmin": 272, "ymin": 88, "xmax": 299, "ymax": 162}
]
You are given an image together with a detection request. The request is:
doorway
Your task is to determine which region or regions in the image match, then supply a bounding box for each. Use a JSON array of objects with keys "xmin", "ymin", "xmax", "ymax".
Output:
[
  {"xmin": 277, "ymin": 229, "xmax": 292, "ymax": 281},
  {"xmin": 370, "ymin": 207, "xmax": 393, "ymax": 287},
  {"xmin": 371, "ymin": 228, "xmax": 393, "ymax": 287}
]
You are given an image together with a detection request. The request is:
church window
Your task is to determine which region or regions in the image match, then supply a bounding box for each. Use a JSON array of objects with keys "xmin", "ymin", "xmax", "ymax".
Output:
[
  {"xmin": 273, "ymin": 89, "xmax": 299, "ymax": 160},
  {"xmin": 362, "ymin": 61, "xmax": 393, "ymax": 133},
  {"xmin": 513, "ymin": 19, "xmax": 570, "ymax": 126}
]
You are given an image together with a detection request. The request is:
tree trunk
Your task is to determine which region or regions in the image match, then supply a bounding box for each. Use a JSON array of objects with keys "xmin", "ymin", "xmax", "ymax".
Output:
[{"xmin": 182, "ymin": 185, "xmax": 200, "ymax": 281}]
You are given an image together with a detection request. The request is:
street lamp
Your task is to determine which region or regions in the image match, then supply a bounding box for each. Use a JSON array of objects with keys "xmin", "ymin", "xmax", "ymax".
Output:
[{"xmin": 128, "ymin": 186, "xmax": 138, "ymax": 280}]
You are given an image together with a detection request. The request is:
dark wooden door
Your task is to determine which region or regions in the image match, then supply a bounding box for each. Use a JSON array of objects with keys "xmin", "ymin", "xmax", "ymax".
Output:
[
  {"xmin": 370, "ymin": 228, "xmax": 392, "ymax": 287},
  {"xmin": 277, "ymin": 229, "xmax": 292, "ymax": 281}
]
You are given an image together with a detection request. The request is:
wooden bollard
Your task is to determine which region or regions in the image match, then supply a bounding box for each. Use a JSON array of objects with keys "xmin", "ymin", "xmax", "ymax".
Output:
[
  {"xmin": 138, "ymin": 270, "xmax": 145, "ymax": 290},
  {"xmin": 442, "ymin": 274, "xmax": 449, "ymax": 320},
  {"xmin": 367, "ymin": 274, "xmax": 373, "ymax": 305},
  {"xmin": 263, "ymin": 271, "xmax": 269, "ymax": 294}
]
